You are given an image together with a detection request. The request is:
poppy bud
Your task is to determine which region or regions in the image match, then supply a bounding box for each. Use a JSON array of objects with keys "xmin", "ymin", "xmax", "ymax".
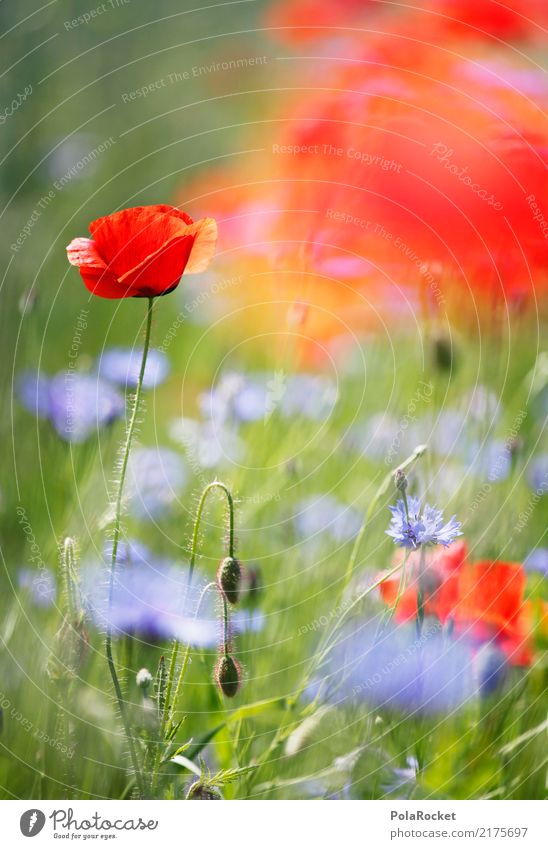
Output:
[
  {"xmin": 217, "ymin": 556, "xmax": 242, "ymax": 605},
  {"xmin": 186, "ymin": 780, "xmax": 222, "ymax": 800},
  {"xmin": 215, "ymin": 654, "xmax": 241, "ymax": 698}
]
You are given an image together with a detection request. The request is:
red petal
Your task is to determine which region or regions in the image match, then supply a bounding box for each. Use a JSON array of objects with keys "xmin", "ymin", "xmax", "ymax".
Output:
[
  {"xmin": 67, "ymin": 237, "xmax": 123, "ymax": 298},
  {"xmin": 77, "ymin": 268, "xmax": 127, "ymax": 299},
  {"xmin": 89, "ymin": 207, "xmax": 192, "ymax": 280},
  {"xmin": 185, "ymin": 217, "xmax": 218, "ymax": 273},
  {"xmin": 66, "ymin": 237, "xmax": 105, "ymax": 269},
  {"xmin": 118, "ymin": 234, "xmax": 196, "ymax": 295},
  {"xmin": 144, "ymin": 204, "xmax": 193, "ymax": 225}
]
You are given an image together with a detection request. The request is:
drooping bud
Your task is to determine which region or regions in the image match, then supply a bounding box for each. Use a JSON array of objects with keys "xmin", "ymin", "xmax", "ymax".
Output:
[
  {"xmin": 215, "ymin": 654, "xmax": 241, "ymax": 698},
  {"xmin": 186, "ymin": 780, "xmax": 222, "ymax": 800},
  {"xmin": 136, "ymin": 668, "xmax": 152, "ymax": 692},
  {"xmin": 217, "ymin": 556, "xmax": 242, "ymax": 605}
]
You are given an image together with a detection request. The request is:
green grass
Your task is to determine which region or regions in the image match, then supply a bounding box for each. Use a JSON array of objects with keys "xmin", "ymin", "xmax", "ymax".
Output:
[{"xmin": 0, "ymin": 0, "xmax": 546, "ymax": 801}]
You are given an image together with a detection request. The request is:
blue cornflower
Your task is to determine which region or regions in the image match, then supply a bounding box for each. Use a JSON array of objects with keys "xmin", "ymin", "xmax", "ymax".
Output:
[
  {"xmin": 200, "ymin": 370, "xmax": 337, "ymax": 426},
  {"xmin": 17, "ymin": 369, "xmax": 124, "ymax": 443},
  {"xmin": 526, "ymin": 453, "xmax": 548, "ymax": 495},
  {"xmin": 97, "ymin": 347, "xmax": 170, "ymax": 390},
  {"xmin": 381, "ymin": 757, "xmax": 419, "ymax": 797},
  {"xmin": 475, "ymin": 646, "xmax": 508, "ymax": 697},
  {"xmin": 524, "ymin": 548, "xmax": 548, "ymax": 577},
  {"xmin": 169, "ymin": 417, "xmax": 244, "ymax": 468},
  {"xmin": 324, "ymin": 621, "xmax": 477, "ymax": 715},
  {"xmin": 126, "ymin": 447, "xmax": 187, "ymax": 520},
  {"xmin": 295, "ymin": 494, "xmax": 362, "ymax": 544},
  {"xmin": 82, "ymin": 539, "xmax": 217, "ymax": 647},
  {"xmin": 386, "ymin": 496, "xmax": 462, "ymax": 549},
  {"xmin": 82, "ymin": 539, "xmax": 264, "ymax": 645},
  {"xmin": 18, "ymin": 567, "xmax": 56, "ymax": 607}
]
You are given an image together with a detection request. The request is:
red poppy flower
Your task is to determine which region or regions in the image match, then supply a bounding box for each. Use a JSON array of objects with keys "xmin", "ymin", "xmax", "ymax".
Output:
[
  {"xmin": 380, "ymin": 541, "xmax": 466, "ymax": 625},
  {"xmin": 380, "ymin": 545, "xmax": 535, "ymax": 665},
  {"xmin": 453, "ymin": 560, "xmax": 534, "ymax": 666},
  {"xmin": 67, "ymin": 204, "xmax": 217, "ymax": 299}
]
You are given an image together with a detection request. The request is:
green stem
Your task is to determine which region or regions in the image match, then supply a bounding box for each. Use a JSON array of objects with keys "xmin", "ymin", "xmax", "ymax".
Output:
[
  {"xmin": 153, "ymin": 483, "xmax": 235, "ymax": 790},
  {"xmin": 416, "ymin": 546, "xmax": 426, "ymax": 638},
  {"xmin": 221, "ymin": 592, "xmax": 230, "ymax": 656},
  {"xmin": 105, "ymin": 296, "xmax": 154, "ymax": 799},
  {"xmin": 167, "ymin": 481, "xmax": 235, "ymax": 707},
  {"xmin": 62, "ymin": 537, "xmax": 78, "ymax": 620},
  {"xmin": 344, "ymin": 443, "xmax": 427, "ymax": 589}
]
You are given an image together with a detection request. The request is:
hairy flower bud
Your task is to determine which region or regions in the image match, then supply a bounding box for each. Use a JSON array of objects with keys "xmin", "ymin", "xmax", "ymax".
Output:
[
  {"xmin": 217, "ymin": 556, "xmax": 242, "ymax": 605},
  {"xmin": 136, "ymin": 667, "xmax": 152, "ymax": 691},
  {"xmin": 215, "ymin": 654, "xmax": 241, "ymax": 698},
  {"xmin": 186, "ymin": 780, "xmax": 222, "ymax": 800}
]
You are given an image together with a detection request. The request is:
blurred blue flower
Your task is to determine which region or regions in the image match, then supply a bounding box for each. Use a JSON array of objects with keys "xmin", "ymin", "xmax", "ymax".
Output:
[
  {"xmin": 200, "ymin": 370, "xmax": 337, "ymax": 426},
  {"xmin": 200, "ymin": 372, "xmax": 263, "ymax": 424},
  {"xmin": 345, "ymin": 414, "xmax": 402, "ymax": 461},
  {"xmin": 18, "ymin": 567, "xmax": 56, "ymax": 607},
  {"xmin": 97, "ymin": 347, "xmax": 170, "ymax": 389},
  {"xmin": 326, "ymin": 621, "xmax": 477, "ymax": 715},
  {"xmin": 526, "ymin": 453, "xmax": 548, "ymax": 495},
  {"xmin": 381, "ymin": 757, "xmax": 418, "ymax": 797},
  {"xmin": 17, "ymin": 369, "xmax": 124, "ymax": 443},
  {"xmin": 127, "ymin": 447, "xmax": 187, "ymax": 519},
  {"xmin": 475, "ymin": 646, "xmax": 508, "ymax": 697},
  {"xmin": 464, "ymin": 386, "xmax": 500, "ymax": 422},
  {"xmin": 82, "ymin": 539, "xmax": 218, "ymax": 646},
  {"xmin": 415, "ymin": 410, "xmax": 466, "ymax": 456},
  {"xmin": 17, "ymin": 369, "xmax": 51, "ymax": 418},
  {"xmin": 232, "ymin": 608, "xmax": 265, "ymax": 634},
  {"xmin": 281, "ymin": 374, "xmax": 337, "ymax": 420},
  {"xmin": 169, "ymin": 417, "xmax": 244, "ymax": 468},
  {"xmin": 465, "ymin": 440, "xmax": 512, "ymax": 482},
  {"xmin": 386, "ymin": 497, "xmax": 462, "ymax": 548},
  {"xmin": 295, "ymin": 495, "xmax": 362, "ymax": 543},
  {"xmin": 524, "ymin": 548, "xmax": 548, "ymax": 577},
  {"xmin": 83, "ymin": 539, "xmax": 263, "ymax": 645}
]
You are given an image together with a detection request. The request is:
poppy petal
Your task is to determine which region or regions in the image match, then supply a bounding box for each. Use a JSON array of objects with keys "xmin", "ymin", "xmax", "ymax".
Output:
[
  {"xmin": 66, "ymin": 237, "xmax": 105, "ymax": 269},
  {"xmin": 184, "ymin": 217, "xmax": 218, "ymax": 273},
  {"xmin": 67, "ymin": 237, "xmax": 123, "ymax": 298},
  {"xmin": 89, "ymin": 207, "xmax": 191, "ymax": 278},
  {"xmin": 118, "ymin": 234, "xmax": 196, "ymax": 295}
]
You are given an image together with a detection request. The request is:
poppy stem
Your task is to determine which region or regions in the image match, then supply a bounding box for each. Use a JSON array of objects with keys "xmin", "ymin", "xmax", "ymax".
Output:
[
  {"xmin": 105, "ymin": 296, "xmax": 154, "ymax": 798},
  {"xmin": 221, "ymin": 591, "xmax": 230, "ymax": 656},
  {"xmin": 159, "ymin": 482, "xmax": 235, "ymax": 749}
]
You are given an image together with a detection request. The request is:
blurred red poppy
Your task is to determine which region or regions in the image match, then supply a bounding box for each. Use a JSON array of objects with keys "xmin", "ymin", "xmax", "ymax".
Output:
[
  {"xmin": 266, "ymin": 0, "xmax": 548, "ymax": 45},
  {"xmin": 380, "ymin": 544, "xmax": 535, "ymax": 666},
  {"xmin": 67, "ymin": 204, "xmax": 217, "ymax": 299},
  {"xmin": 454, "ymin": 559, "xmax": 534, "ymax": 666},
  {"xmin": 380, "ymin": 541, "xmax": 467, "ymax": 624}
]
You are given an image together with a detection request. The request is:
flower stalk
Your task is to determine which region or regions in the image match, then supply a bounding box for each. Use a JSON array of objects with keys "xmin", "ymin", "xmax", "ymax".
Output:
[{"xmin": 105, "ymin": 295, "xmax": 154, "ymax": 798}]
